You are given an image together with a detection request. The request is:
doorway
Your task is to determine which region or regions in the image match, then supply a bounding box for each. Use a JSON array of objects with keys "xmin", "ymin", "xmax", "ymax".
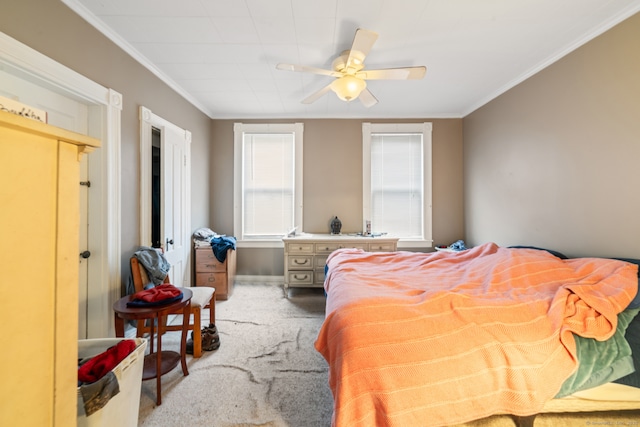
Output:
[
  {"xmin": 140, "ymin": 106, "xmax": 192, "ymax": 286},
  {"xmin": 0, "ymin": 32, "xmax": 123, "ymax": 338}
]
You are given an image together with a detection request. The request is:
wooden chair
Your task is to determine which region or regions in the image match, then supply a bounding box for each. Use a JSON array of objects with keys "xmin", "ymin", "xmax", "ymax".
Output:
[{"xmin": 130, "ymin": 257, "xmax": 216, "ymax": 358}]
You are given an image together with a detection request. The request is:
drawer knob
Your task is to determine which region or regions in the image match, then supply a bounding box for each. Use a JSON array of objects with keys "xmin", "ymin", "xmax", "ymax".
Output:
[
  {"xmin": 294, "ymin": 274, "xmax": 309, "ymax": 280},
  {"xmin": 208, "ymin": 277, "xmax": 216, "ymax": 282},
  {"xmin": 294, "ymin": 259, "xmax": 308, "ymax": 265}
]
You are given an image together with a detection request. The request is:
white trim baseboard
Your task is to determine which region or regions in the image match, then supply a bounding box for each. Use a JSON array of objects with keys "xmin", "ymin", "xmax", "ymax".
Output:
[{"xmin": 235, "ymin": 275, "xmax": 285, "ymax": 284}]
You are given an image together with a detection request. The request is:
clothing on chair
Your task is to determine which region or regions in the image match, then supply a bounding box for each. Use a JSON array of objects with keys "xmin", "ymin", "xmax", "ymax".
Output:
[{"xmin": 133, "ymin": 246, "xmax": 170, "ymax": 285}]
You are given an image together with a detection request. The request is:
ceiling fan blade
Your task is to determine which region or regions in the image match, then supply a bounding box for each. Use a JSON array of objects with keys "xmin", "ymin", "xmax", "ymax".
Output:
[
  {"xmin": 346, "ymin": 28, "xmax": 378, "ymax": 68},
  {"xmin": 301, "ymin": 83, "xmax": 333, "ymax": 104},
  {"xmin": 358, "ymin": 88, "xmax": 378, "ymax": 108},
  {"xmin": 276, "ymin": 63, "xmax": 341, "ymax": 77},
  {"xmin": 356, "ymin": 66, "xmax": 427, "ymax": 80}
]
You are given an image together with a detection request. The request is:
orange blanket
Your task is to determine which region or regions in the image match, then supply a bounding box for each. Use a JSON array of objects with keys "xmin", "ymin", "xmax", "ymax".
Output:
[{"xmin": 314, "ymin": 243, "xmax": 637, "ymax": 427}]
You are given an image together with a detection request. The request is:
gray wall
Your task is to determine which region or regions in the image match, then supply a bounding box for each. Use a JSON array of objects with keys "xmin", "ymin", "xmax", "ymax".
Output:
[
  {"xmin": 0, "ymin": 1, "xmax": 466, "ymax": 277},
  {"xmin": 0, "ymin": 0, "xmax": 213, "ymax": 280},
  {"xmin": 18, "ymin": 1, "xmax": 637, "ymax": 275},
  {"xmin": 210, "ymin": 118, "xmax": 464, "ymax": 275},
  {"xmin": 463, "ymin": 12, "xmax": 640, "ymax": 258}
]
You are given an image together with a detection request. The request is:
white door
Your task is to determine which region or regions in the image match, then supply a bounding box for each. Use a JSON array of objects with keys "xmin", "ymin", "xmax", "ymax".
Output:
[
  {"xmin": 0, "ymin": 70, "xmax": 92, "ymax": 338},
  {"xmin": 161, "ymin": 124, "xmax": 186, "ymax": 284},
  {"xmin": 140, "ymin": 107, "xmax": 191, "ymax": 287}
]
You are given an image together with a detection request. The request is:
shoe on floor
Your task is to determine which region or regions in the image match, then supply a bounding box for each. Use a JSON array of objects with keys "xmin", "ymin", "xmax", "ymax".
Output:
[
  {"xmin": 190, "ymin": 323, "xmax": 218, "ymax": 341},
  {"xmin": 202, "ymin": 333, "xmax": 220, "ymax": 351},
  {"xmin": 203, "ymin": 323, "xmax": 217, "ymax": 335}
]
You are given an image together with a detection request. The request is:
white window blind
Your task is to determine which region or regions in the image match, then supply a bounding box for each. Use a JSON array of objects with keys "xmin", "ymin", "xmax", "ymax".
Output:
[
  {"xmin": 234, "ymin": 123, "xmax": 303, "ymax": 247},
  {"xmin": 371, "ymin": 133, "xmax": 423, "ymax": 238},
  {"xmin": 363, "ymin": 122, "xmax": 433, "ymax": 247},
  {"xmin": 242, "ymin": 133, "xmax": 294, "ymax": 238}
]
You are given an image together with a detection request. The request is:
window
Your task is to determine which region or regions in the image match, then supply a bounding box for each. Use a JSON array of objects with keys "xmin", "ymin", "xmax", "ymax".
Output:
[
  {"xmin": 363, "ymin": 123, "xmax": 433, "ymax": 248},
  {"xmin": 234, "ymin": 123, "xmax": 303, "ymax": 247}
]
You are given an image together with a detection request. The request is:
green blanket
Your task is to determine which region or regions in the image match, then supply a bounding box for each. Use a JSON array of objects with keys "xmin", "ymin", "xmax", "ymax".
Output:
[{"xmin": 556, "ymin": 307, "xmax": 639, "ymax": 397}]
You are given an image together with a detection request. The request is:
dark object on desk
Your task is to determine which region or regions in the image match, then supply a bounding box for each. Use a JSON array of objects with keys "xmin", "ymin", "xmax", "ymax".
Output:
[{"xmin": 330, "ymin": 216, "xmax": 342, "ymax": 234}]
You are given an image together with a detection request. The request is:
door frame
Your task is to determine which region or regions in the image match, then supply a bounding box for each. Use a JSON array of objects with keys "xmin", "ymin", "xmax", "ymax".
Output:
[
  {"xmin": 0, "ymin": 32, "xmax": 123, "ymax": 337},
  {"xmin": 140, "ymin": 106, "xmax": 192, "ymax": 286}
]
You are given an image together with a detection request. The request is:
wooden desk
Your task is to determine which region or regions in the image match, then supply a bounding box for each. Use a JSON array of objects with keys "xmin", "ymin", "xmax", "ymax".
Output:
[
  {"xmin": 113, "ymin": 288, "xmax": 192, "ymax": 405},
  {"xmin": 282, "ymin": 234, "xmax": 399, "ymax": 290}
]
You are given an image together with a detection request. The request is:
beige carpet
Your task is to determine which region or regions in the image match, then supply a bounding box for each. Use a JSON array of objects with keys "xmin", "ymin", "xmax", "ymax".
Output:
[
  {"xmin": 137, "ymin": 282, "xmax": 333, "ymax": 427},
  {"xmin": 136, "ymin": 282, "xmax": 640, "ymax": 427}
]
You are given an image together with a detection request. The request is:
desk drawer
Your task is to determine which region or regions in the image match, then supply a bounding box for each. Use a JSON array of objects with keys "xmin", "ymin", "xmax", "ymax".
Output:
[
  {"xmin": 195, "ymin": 272, "xmax": 226, "ymax": 287},
  {"xmin": 288, "ymin": 255, "xmax": 313, "ymax": 269},
  {"xmin": 368, "ymin": 242, "xmax": 396, "ymax": 252},
  {"xmin": 344, "ymin": 243, "xmax": 368, "ymax": 250},
  {"xmin": 314, "ymin": 268, "xmax": 326, "ymax": 285},
  {"xmin": 315, "ymin": 243, "xmax": 341, "ymax": 253},
  {"xmin": 287, "ymin": 271, "xmax": 313, "ymax": 285},
  {"xmin": 315, "ymin": 255, "xmax": 329, "ymax": 269},
  {"xmin": 287, "ymin": 242, "xmax": 314, "ymax": 253},
  {"xmin": 195, "ymin": 249, "xmax": 226, "ymax": 272}
]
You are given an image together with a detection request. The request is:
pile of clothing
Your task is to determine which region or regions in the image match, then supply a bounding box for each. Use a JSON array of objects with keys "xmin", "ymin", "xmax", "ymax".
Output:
[
  {"xmin": 78, "ymin": 340, "xmax": 137, "ymax": 416},
  {"xmin": 193, "ymin": 227, "xmax": 236, "ymax": 263}
]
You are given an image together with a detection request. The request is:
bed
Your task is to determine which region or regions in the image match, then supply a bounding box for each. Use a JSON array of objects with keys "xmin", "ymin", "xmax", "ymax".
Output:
[{"xmin": 314, "ymin": 243, "xmax": 640, "ymax": 426}]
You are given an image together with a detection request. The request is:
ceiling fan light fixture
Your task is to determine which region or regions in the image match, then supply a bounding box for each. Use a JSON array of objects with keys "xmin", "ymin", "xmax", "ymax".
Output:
[{"xmin": 331, "ymin": 75, "xmax": 366, "ymax": 102}]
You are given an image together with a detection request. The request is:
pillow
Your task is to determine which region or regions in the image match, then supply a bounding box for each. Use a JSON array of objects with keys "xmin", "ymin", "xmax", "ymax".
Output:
[
  {"xmin": 507, "ymin": 245, "xmax": 568, "ymax": 259},
  {"xmin": 612, "ymin": 258, "xmax": 640, "ymax": 309}
]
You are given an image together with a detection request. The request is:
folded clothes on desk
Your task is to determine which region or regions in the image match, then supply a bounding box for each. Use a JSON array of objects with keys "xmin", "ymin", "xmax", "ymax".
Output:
[{"xmin": 126, "ymin": 283, "xmax": 183, "ymax": 307}]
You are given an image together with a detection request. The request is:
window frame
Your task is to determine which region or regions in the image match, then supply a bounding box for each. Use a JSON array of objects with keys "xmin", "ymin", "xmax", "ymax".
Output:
[
  {"xmin": 233, "ymin": 122, "xmax": 303, "ymax": 248},
  {"xmin": 362, "ymin": 122, "xmax": 433, "ymax": 249}
]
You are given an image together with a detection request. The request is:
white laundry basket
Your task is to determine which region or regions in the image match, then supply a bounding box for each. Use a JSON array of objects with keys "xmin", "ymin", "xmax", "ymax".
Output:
[{"xmin": 77, "ymin": 338, "xmax": 147, "ymax": 427}]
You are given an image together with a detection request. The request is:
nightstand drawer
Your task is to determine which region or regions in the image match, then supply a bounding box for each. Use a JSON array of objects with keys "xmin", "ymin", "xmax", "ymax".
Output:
[
  {"xmin": 195, "ymin": 272, "xmax": 226, "ymax": 287},
  {"xmin": 287, "ymin": 255, "xmax": 313, "ymax": 269},
  {"xmin": 287, "ymin": 271, "xmax": 313, "ymax": 285}
]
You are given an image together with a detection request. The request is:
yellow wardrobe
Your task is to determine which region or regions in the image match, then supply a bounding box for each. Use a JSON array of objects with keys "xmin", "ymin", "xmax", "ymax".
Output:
[{"xmin": 0, "ymin": 110, "xmax": 100, "ymax": 426}]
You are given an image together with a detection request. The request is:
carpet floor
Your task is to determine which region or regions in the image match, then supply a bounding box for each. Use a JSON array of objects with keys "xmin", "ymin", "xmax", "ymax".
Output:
[
  {"xmin": 136, "ymin": 282, "xmax": 640, "ymax": 427},
  {"xmin": 137, "ymin": 282, "xmax": 333, "ymax": 427}
]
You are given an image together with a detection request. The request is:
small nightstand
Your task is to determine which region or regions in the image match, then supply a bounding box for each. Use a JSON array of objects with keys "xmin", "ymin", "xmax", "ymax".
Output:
[{"xmin": 194, "ymin": 247, "xmax": 236, "ymax": 300}]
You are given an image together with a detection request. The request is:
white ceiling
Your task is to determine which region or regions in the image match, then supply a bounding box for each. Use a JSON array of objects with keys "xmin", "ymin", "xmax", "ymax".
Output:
[{"xmin": 62, "ymin": 0, "xmax": 640, "ymax": 119}]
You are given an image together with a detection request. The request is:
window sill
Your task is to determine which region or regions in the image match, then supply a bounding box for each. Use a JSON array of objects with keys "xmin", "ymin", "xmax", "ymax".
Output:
[
  {"xmin": 236, "ymin": 239, "xmax": 285, "ymax": 249},
  {"xmin": 397, "ymin": 239, "xmax": 434, "ymax": 250}
]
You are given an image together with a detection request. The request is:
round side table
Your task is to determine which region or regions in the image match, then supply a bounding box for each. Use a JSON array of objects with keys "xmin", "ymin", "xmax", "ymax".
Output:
[{"xmin": 113, "ymin": 288, "xmax": 192, "ymax": 405}]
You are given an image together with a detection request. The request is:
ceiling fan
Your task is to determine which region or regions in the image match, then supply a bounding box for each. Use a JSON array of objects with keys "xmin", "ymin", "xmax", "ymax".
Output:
[{"xmin": 276, "ymin": 28, "xmax": 426, "ymax": 108}]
